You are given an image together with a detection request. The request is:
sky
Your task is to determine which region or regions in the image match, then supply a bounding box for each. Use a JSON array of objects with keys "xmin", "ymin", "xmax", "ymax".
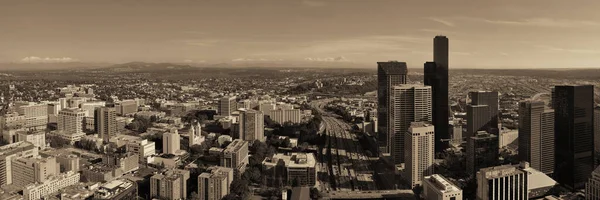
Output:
[{"xmin": 2, "ymin": 0, "xmax": 600, "ymax": 68}]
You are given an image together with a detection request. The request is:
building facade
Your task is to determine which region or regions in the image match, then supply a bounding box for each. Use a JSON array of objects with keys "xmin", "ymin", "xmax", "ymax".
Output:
[
  {"xmin": 95, "ymin": 106, "xmax": 117, "ymax": 143},
  {"xmin": 476, "ymin": 164, "xmax": 528, "ymax": 200},
  {"xmin": 198, "ymin": 166, "xmax": 234, "ymax": 200},
  {"xmin": 220, "ymin": 139, "xmax": 249, "ymax": 173},
  {"xmin": 150, "ymin": 169, "xmax": 190, "ymax": 200},
  {"xmin": 519, "ymin": 101, "xmax": 555, "ymax": 175},
  {"xmin": 163, "ymin": 129, "xmax": 181, "ymax": 155},
  {"xmin": 467, "ymin": 131, "xmax": 499, "ymax": 175},
  {"xmin": 423, "ymin": 174, "xmax": 463, "ymax": 200},
  {"xmin": 377, "ymin": 61, "xmax": 408, "ymax": 154},
  {"xmin": 218, "ymin": 96, "xmax": 237, "ymax": 116},
  {"xmin": 238, "ymin": 109, "xmax": 264, "ymax": 142},
  {"xmin": 405, "ymin": 122, "xmax": 435, "ymax": 188},
  {"xmin": 262, "ymin": 153, "xmax": 317, "ymax": 187},
  {"xmin": 469, "ymin": 91, "xmax": 500, "ymax": 135},
  {"xmin": 554, "ymin": 85, "xmax": 595, "ymax": 190},
  {"xmin": 390, "ymin": 85, "xmax": 432, "ymax": 164}
]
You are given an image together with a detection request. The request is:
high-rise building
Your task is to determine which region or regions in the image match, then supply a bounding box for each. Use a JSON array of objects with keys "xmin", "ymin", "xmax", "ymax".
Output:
[
  {"xmin": 16, "ymin": 103, "xmax": 49, "ymax": 129},
  {"xmin": 424, "ymin": 61, "xmax": 449, "ymax": 153},
  {"xmin": 476, "ymin": 163, "xmax": 529, "ymax": 200},
  {"xmin": 423, "ymin": 174, "xmax": 463, "ymax": 200},
  {"xmin": 470, "ymin": 91, "xmax": 500, "ymax": 134},
  {"xmin": 218, "ymin": 96, "xmax": 237, "ymax": 116},
  {"xmin": 163, "ymin": 129, "xmax": 180, "ymax": 155},
  {"xmin": 554, "ymin": 85, "xmax": 595, "ymax": 190},
  {"xmin": 377, "ymin": 61, "xmax": 408, "ymax": 154},
  {"xmin": 433, "ymin": 35, "xmax": 449, "ymax": 68},
  {"xmin": 390, "ymin": 85, "xmax": 432, "ymax": 164},
  {"xmin": 58, "ymin": 108, "xmax": 86, "ymax": 135},
  {"xmin": 265, "ymin": 108, "xmax": 302, "ymax": 124},
  {"xmin": 0, "ymin": 142, "xmax": 38, "ymax": 186},
  {"xmin": 466, "ymin": 105, "xmax": 490, "ymax": 139},
  {"xmin": 262, "ymin": 153, "xmax": 317, "ymax": 187},
  {"xmin": 95, "ymin": 107, "xmax": 117, "ymax": 143},
  {"xmin": 404, "ymin": 122, "xmax": 435, "ymax": 188},
  {"xmin": 11, "ymin": 156, "xmax": 60, "ymax": 188},
  {"xmin": 150, "ymin": 169, "xmax": 190, "ymax": 200},
  {"xmin": 586, "ymin": 165, "xmax": 600, "ymax": 200},
  {"xmin": 220, "ymin": 139, "xmax": 249, "ymax": 173},
  {"xmin": 519, "ymin": 101, "xmax": 555, "ymax": 175},
  {"xmin": 238, "ymin": 109, "xmax": 264, "ymax": 142},
  {"xmin": 467, "ymin": 131, "xmax": 499, "ymax": 175},
  {"xmin": 595, "ymin": 106, "xmax": 600, "ymax": 153},
  {"xmin": 198, "ymin": 166, "xmax": 234, "ymax": 200},
  {"xmin": 449, "ymin": 120, "xmax": 463, "ymax": 146}
]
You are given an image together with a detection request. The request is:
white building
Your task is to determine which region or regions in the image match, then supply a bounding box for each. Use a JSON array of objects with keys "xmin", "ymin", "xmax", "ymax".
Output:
[
  {"xmin": 58, "ymin": 108, "xmax": 86, "ymax": 135},
  {"xmin": 189, "ymin": 122, "xmax": 204, "ymax": 147},
  {"xmin": 17, "ymin": 130, "xmax": 46, "ymax": 149},
  {"xmin": 126, "ymin": 139, "xmax": 156, "ymax": 161},
  {"xmin": 218, "ymin": 96, "xmax": 237, "ymax": 116},
  {"xmin": 476, "ymin": 163, "xmax": 528, "ymax": 200},
  {"xmin": 22, "ymin": 171, "xmax": 80, "ymax": 200},
  {"xmin": 163, "ymin": 129, "xmax": 180, "ymax": 155},
  {"xmin": 11, "ymin": 156, "xmax": 60, "ymax": 188},
  {"xmin": 80, "ymin": 101, "xmax": 106, "ymax": 117},
  {"xmin": 405, "ymin": 122, "xmax": 435, "ymax": 188},
  {"xmin": 265, "ymin": 109, "xmax": 302, "ymax": 124},
  {"xmin": 586, "ymin": 165, "xmax": 600, "ymax": 200},
  {"xmin": 423, "ymin": 174, "xmax": 463, "ymax": 200}
]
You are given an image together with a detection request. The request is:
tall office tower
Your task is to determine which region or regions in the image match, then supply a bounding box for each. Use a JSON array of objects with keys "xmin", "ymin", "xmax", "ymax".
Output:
[
  {"xmin": 476, "ymin": 163, "xmax": 528, "ymax": 200},
  {"xmin": 95, "ymin": 107, "xmax": 117, "ymax": 143},
  {"xmin": 433, "ymin": 35, "xmax": 449, "ymax": 68},
  {"xmin": 470, "ymin": 91, "xmax": 500, "ymax": 134},
  {"xmin": 554, "ymin": 85, "xmax": 595, "ymax": 190},
  {"xmin": 218, "ymin": 96, "xmax": 237, "ymax": 116},
  {"xmin": 163, "ymin": 129, "xmax": 180, "ymax": 155},
  {"xmin": 467, "ymin": 131, "xmax": 499, "ymax": 175},
  {"xmin": 377, "ymin": 61, "xmax": 408, "ymax": 154},
  {"xmin": 150, "ymin": 169, "xmax": 190, "ymax": 200},
  {"xmin": 58, "ymin": 108, "xmax": 86, "ymax": 135},
  {"xmin": 595, "ymin": 106, "xmax": 600, "ymax": 153},
  {"xmin": 198, "ymin": 166, "xmax": 234, "ymax": 200},
  {"xmin": 424, "ymin": 61, "xmax": 449, "ymax": 153},
  {"xmin": 238, "ymin": 109, "xmax": 264, "ymax": 142},
  {"xmin": 540, "ymin": 109, "xmax": 555, "ymax": 175},
  {"xmin": 551, "ymin": 87, "xmax": 556, "ymax": 109},
  {"xmin": 587, "ymin": 166, "xmax": 600, "ymax": 200},
  {"xmin": 405, "ymin": 122, "xmax": 435, "ymax": 188},
  {"xmin": 423, "ymin": 174, "xmax": 463, "ymax": 200},
  {"xmin": 466, "ymin": 105, "xmax": 490, "ymax": 139},
  {"xmin": 390, "ymin": 85, "xmax": 432, "ymax": 164},
  {"xmin": 220, "ymin": 139, "xmax": 249, "ymax": 173},
  {"xmin": 519, "ymin": 101, "xmax": 556, "ymax": 174}
]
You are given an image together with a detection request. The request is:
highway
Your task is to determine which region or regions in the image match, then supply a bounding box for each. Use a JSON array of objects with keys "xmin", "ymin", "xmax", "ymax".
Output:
[{"xmin": 311, "ymin": 99, "xmax": 377, "ymax": 193}]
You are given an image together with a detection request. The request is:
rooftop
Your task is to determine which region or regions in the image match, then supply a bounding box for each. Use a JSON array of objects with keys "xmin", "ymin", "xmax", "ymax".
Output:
[
  {"xmin": 479, "ymin": 164, "xmax": 524, "ymax": 179},
  {"xmin": 263, "ymin": 153, "xmax": 316, "ymax": 168},
  {"xmin": 424, "ymin": 174, "xmax": 460, "ymax": 193},
  {"xmin": 223, "ymin": 139, "xmax": 247, "ymax": 154}
]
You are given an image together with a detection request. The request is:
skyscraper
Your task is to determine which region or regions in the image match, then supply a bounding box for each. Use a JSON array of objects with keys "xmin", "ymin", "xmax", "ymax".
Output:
[
  {"xmin": 433, "ymin": 35, "xmax": 449, "ymax": 68},
  {"xmin": 554, "ymin": 85, "xmax": 595, "ymax": 190},
  {"xmin": 467, "ymin": 131, "xmax": 498, "ymax": 175},
  {"xmin": 470, "ymin": 91, "xmax": 500, "ymax": 134},
  {"xmin": 238, "ymin": 109, "xmax": 264, "ymax": 142},
  {"xmin": 519, "ymin": 101, "xmax": 555, "ymax": 175},
  {"xmin": 218, "ymin": 96, "xmax": 237, "ymax": 116},
  {"xmin": 595, "ymin": 106, "xmax": 600, "ymax": 153},
  {"xmin": 95, "ymin": 107, "xmax": 117, "ymax": 143},
  {"xmin": 405, "ymin": 122, "xmax": 435, "ymax": 188},
  {"xmin": 390, "ymin": 85, "xmax": 432, "ymax": 164},
  {"xmin": 424, "ymin": 61, "xmax": 449, "ymax": 153},
  {"xmin": 377, "ymin": 61, "xmax": 408, "ymax": 154},
  {"xmin": 466, "ymin": 104, "xmax": 490, "ymax": 139}
]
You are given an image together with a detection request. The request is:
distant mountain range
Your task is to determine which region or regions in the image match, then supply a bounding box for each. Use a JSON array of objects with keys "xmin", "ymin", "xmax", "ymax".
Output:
[{"xmin": 0, "ymin": 60, "xmax": 372, "ymax": 72}]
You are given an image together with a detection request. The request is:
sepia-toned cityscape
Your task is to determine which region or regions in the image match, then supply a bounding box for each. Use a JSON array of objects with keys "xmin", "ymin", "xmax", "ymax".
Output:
[{"xmin": 2, "ymin": 1, "xmax": 600, "ymax": 200}]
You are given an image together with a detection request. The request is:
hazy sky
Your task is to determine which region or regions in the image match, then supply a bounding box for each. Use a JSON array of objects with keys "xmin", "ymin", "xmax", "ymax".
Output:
[{"xmin": 2, "ymin": 0, "xmax": 600, "ymax": 68}]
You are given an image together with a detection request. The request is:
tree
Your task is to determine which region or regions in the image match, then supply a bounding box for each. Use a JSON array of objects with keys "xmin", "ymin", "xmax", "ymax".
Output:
[{"xmin": 309, "ymin": 187, "xmax": 321, "ymax": 199}]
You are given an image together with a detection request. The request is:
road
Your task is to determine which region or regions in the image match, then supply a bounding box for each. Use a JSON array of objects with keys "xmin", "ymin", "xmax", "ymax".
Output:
[{"xmin": 310, "ymin": 99, "xmax": 377, "ymax": 193}]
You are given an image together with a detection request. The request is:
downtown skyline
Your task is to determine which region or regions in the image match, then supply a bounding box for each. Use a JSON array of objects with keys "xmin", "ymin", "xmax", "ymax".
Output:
[{"xmin": 2, "ymin": 0, "xmax": 600, "ymax": 68}]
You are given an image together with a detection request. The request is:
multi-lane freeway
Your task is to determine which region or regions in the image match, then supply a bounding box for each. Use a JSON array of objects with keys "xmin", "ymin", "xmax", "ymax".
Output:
[{"xmin": 311, "ymin": 99, "xmax": 377, "ymax": 193}]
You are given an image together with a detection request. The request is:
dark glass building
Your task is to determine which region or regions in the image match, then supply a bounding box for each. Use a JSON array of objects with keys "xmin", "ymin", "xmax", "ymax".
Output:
[
  {"xmin": 554, "ymin": 85, "xmax": 594, "ymax": 190},
  {"xmin": 424, "ymin": 61, "xmax": 449, "ymax": 153},
  {"xmin": 377, "ymin": 61, "xmax": 408, "ymax": 154},
  {"xmin": 467, "ymin": 131, "xmax": 499, "ymax": 175},
  {"xmin": 469, "ymin": 91, "xmax": 499, "ymax": 135}
]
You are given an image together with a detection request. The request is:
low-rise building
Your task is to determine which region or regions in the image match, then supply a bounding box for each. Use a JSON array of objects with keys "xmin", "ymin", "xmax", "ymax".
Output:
[
  {"xmin": 262, "ymin": 153, "xmax": 316, "ymax": 187},
  {"xmin": 94, "ymin": 179, "xmax": 138, "ymax": 200},
  {"xmin": 423, "ymin": 174, "xmax": 463, "ymax": 200},
  {"xmin": 22, "ymin": 171, "xmax": 80, "ymax": 200}
]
